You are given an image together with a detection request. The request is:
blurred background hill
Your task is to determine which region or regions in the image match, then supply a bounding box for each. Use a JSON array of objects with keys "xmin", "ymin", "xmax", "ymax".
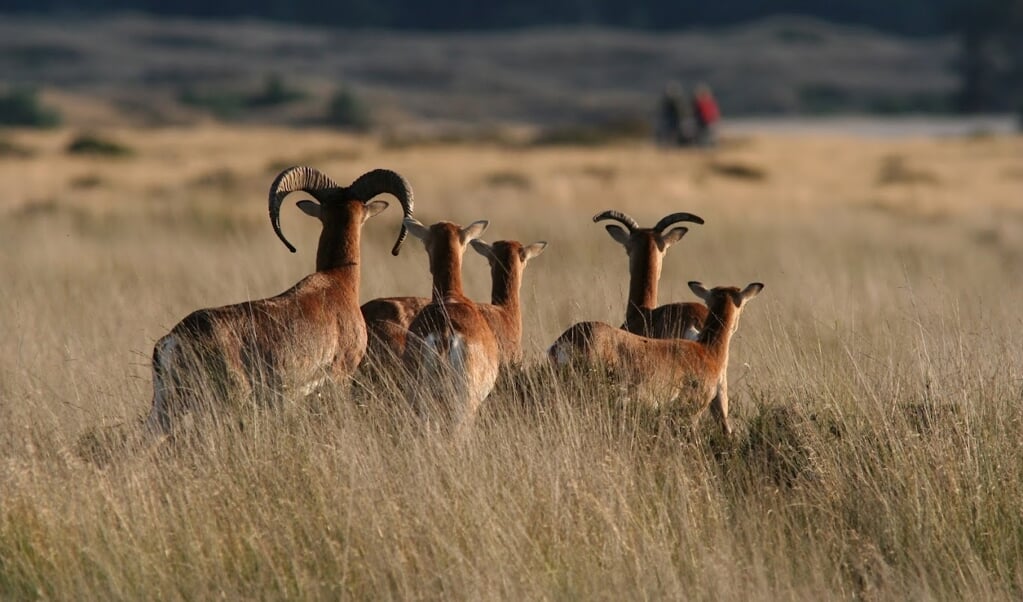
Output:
[{"xmin": 0, "ymin": 0, "xmax": 1020, "ymax": 132}]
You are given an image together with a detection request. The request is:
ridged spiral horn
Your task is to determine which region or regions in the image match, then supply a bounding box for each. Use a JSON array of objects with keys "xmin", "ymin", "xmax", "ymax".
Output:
[
  {"xmin": 592, "ymin": 210, "xmax": 640, "ymax": 232},
  {"xmin": 267, "ymin": 166, "xmax": 342, "ymax": 253},
  {"xmin": 347, "ymin": 169, "xmax": 415, "ymax": 256},
  {"xmin": 654, "ymin": 212, "xmax": 704, "ymax": 233}
]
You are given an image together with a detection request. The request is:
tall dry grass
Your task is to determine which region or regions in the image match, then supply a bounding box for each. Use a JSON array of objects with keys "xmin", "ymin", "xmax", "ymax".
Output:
[{"xmin": 1, "ymin": 126, "xmax": 1022, "ymax": 599}]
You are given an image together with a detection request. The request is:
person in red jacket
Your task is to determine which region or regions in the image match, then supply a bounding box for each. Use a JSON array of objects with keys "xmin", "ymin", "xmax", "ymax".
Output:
[{"xmin": 692, "ymin": 83, "xmax": 720, "ymax": 146}]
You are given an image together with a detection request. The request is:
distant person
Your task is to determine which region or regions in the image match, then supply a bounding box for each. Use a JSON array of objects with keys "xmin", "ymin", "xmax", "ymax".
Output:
[
  {"xmin": 676, "ymin": 88, "xmax": 698, "ymax": 145},
  {"xmin": 692, "ymin": 83, "xmax": 720, "ymax": 146},
  {"xmin": 656, "ymin": 81, "xmax": 692, "ymax": 147}
]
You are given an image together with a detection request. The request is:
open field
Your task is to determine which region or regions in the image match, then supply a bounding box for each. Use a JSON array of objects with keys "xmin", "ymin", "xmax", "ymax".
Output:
[{"xmin": 1, "ymin": 125, "xmax": 1022, "ymax": 599}]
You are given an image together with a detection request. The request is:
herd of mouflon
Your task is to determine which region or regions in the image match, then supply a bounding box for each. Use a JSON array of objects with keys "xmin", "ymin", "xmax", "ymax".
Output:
[{"xmin": 146, "ymin": 166, "xmax": 763, "ymax": 439}]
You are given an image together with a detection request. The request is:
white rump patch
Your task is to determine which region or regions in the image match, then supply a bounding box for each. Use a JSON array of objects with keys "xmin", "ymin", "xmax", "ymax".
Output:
[
  {"xmin": 157, "ymin": 334, "xmax": 180, "ymax": 365},
  {"xmin": 421, "ymin": 332, "xmax": 461, "ymax": 379},
  {"xmin": 549, "ymin": 341, "xmax": 572, "ymax": 367},
  {"xmin": 449, "ymin": 335, "xmax": 466, "ymax": 376},
  {"xmin": 146, "ymin": 335, "xmax": 180, "ymax": 433},
  {"xmin": 418, "ymin": 332, "xmax": 469, "ymax": 399},
  {"xmin": 423, "ymin": 333, "xmax": 442, "ymax": 374}
]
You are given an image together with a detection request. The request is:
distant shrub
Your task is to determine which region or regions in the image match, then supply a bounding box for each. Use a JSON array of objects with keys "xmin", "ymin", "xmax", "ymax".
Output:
[
  {"xmin": 0, "ymin": 88, "xmax": 61, "ymax": 128},
  {"xmin": 380, "ymin": 126, "xmax": 523, "ymax": 149},
  {"xmin": 179, "ymin": 87, "xmax": 246, "ymax": 119},
  {"xmin": 324, "ymin": 87, "xmax": 373, "ymax": 131},
  {"xmin": 708, "ymin": 160, "xmax": 768, "ymax": 181},
  {"xmin": 532, "ymin": 117, "xmax": 649, "ymax": 147},
  {"xmin": 66, "ymin": 132, "xmax": 134, "ymax": 157},
  {"xmin": 248, "ymin": 74, "xmax": 307, "ymax": 107},
  {"xmin": 0, "ymin": 138, "xmax": 35, "ymax": 158},
  {"xmin": 180, "ymin": 74, "xmax": 308, "ymax": 119},
  {"xmin": 11, "ymin": 198, "xmax": 61, "ymax": 220},
  {"xmin": 532, "ymin": 125, "xmax": 609, "ymax": 147},
  {"xmin": 69, "ymin": 173, "xmax": 106, "ymax": 189},
  {"xmin": 876, "ymin": 154, "xmax": 938, "ymax": 186}
]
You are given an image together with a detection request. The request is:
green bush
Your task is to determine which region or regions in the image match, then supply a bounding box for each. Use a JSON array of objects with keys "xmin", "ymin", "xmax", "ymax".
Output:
[
  {"xmin": 0, "ymin": 138, "xmax": 35, "ymax": 158},
  {"xmin": 179, "ymin": 88, "xmax": 246, "ymax": 120},
  {"xmin": 180, "ymin": 75, "xmax": 308, "ymax": 119},
  {"xmin": 66, "ymin": 132, "xmax": 133, "ymax": 157},
  {"xmin": 707, "ymin": 160, "xmax": 768, "ymax": 181},
  {"xmin": 531, "ymin": 117, "xmax": 649, "ymax": 147},
  {"xmin": 248, "ymin": 74, "xmax": 307, "ymax": 107},
  {"xmin": 324, "ymin": 87, "xmax": 373, "ymax": 131},
  {"xmin": 0, "ymin": 89, "xmax": 61, "ymax": 128}
]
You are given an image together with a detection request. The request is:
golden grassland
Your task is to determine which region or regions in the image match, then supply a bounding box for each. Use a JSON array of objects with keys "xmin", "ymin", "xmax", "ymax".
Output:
[{"xmin": 1, "ymin": 125, "xmax": 1022, "ymax": 599}]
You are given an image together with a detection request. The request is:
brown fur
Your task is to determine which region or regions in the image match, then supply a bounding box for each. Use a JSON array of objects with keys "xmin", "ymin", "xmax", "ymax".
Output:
[
  {"xmin": 359, "ymin": 296, "xmax": 432, "ymax": 378},
  {"xmin": 470, "ymin": 239, "xmax": 547, "ymax": 367},
  {"xmin": 147, "ymin": 197, "xmax": 389, "ymax": 435},
  {"xmin": 601, "ymin": 213, "xmax": 708, "ymax": 339},
  {"xmin": 548, "ymin": 282, "xmax": 763, "ymax": 436},
  {"xmin": 401, "ymin": 219, "xmax": 500, "ymax": 433},
  {"xmin": 360, "ymin": 239, "xmax": 546, "ymax": 382}
]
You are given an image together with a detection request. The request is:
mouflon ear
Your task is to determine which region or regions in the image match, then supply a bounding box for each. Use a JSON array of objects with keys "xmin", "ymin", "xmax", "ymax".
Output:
[
  {"xmin": 469, "ymin": 239, "xmax": 495, "ymax": 260},
  {"xmin": 688, "ymin": 281, "xmax": 711, "ymax": 302},
  {"xmin": 403, "ymin": 216, "xmax": 430, "ymax": 242},
  {"xmin": 297, "ymin": 200, "xmax": 322, "ymax": 219},
  {"xmin": 362, "ymin": 200, "xmax": 389, "ymax": 222},
  {"xmin": 520, "ymin": 241, "xmax": 548, "ymax": 262},
  {"xmin": 604, "ymin": 225, "xmax": 631, "ymax": 247},
  {"xmin": 740, "ymin": 282, "xmax": 765, "ymax": 302},
  {"xmin": 460, "ymin": 220, "xmax": 490, "ymax": 244},
  {"xmin": 659, "ymin": 226, "xmax": 688, "ymax": 250}
]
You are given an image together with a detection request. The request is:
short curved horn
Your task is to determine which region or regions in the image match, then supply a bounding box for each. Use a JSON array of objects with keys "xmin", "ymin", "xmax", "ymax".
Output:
[
  {"xmin": 593, "ymin": 210, "xmax": 639, "ymax": 232},
  {"xmin": 347, "ymin": 169, "xmax": 415, "ymax": 256},
  {"xmin": 654, "ymin": 212, "xmax": 704, "ymax": 233},
  {"xmin": 268, "ymin": 166, "xmax": 342, "ymax": 253}
]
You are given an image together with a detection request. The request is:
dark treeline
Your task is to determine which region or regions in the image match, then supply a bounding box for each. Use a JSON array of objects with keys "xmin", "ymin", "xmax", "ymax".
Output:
[{"xmin": 0, "ymin": 0, "xmax": 991, "ymax": 35}]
